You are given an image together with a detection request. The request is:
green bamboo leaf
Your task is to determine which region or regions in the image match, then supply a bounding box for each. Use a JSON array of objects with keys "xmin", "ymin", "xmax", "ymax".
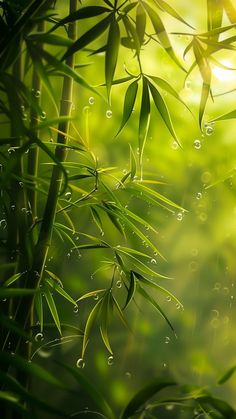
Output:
[
  {"xmin": 121, "ymin": 2, "xmax": 138, "ymax": 14},
  {"xmin": 111, "ymin": 294, "xmax": 130, "ymax": 329},
  {"xmin": 133, "ymin": 271, "xmax": 183, "ymax": 307},
  {"xmin": 196, "ymin": 395, "xmax": 236, "ymax": 417},
  {"xmin": 115, "ymin": 246, "xmax": 152, "ymax": 260},
  {"xmin": 56, "ymin": 362, "xmax": 115, "ymax": 419},
  {"xmin": 45, "ymin": 278, "xmax": 77, "ymax": 306},
  {"xmin": 154, "ymin": 0, "xmax": 195, "ymax": 29},
  {"xmin": 76, "ymin": 289, "xmax": 106, "ymax": 302},
  {"xmin": 139, "ymin": 77, "xmax": 150, "ymax": 162},
  {"xmin": 218, "ymin": 366, "xmax": 236, "ymax": 385},
  {"xmin": 136, "ymin": 4, "xmax": 146, "ymax": 44},
  {"xmin": 74, "ymin": 243, "xmax": 109, "ymax": 250},
  {"xmin": 0, "ymin": 288, "xmax": 37, "ymax": 298},
  {"xmin": 116, "ymin": 247, "xmax": 168, "ymax": 277},
  {"xmin": 137, "ymin": 284, "xmax": 175, "ymax": 333},
  {"xmin": 129, "ymin": 144, "xmax": 137, "ymax": 180},
  {"xmin": 142, "ymin": 2, "xmax": 185, "ymax": 71},
  {"xmin": 99, "ymin": 292, "xmax": 113, "ymax": 354},
  {"xmin": 223, "ymin": 0, "xmax": 236, "ymax": 24},
  {"xmin": 82, "ymin": 298, "xmax": 103, "ymax": 357},
  {"xmin": 35, "ymin": 293, "xmax": 43, "ymax": 333},
  {"xmin": 0, "ymin": 391, "xmax": 20, "ymax": 403},
  {"xmin": 121, "ymin": 379, "xmax": 176, "ymax": 418},
  {"xmin": 62, "ymin": 14, "xmax": 112, "ymax": 61},
  {"xmin": 115, "ymin": 80, "xmax": 138, "ymax": 137},
  {"xmin": 122, "ymin": 14, "xmax": 141, "ymax": 54},
  {"xmin": 148, "ymin": 80, "xmax": 181, "ymax": 146},
  {"xmin": 210, "ymin": 109, "xmax": 236, "ymax": 122},
  {"xmin": 0, "ymin": 352, "xmax": 65, "ymax": 389},
  {"xmin": 27, "ymin": 33, "xmax": 73, "ymax": 47},
  {"xmin": 192, "ymin": 39, "xmax": 211, "ymax": 127},
  {"xmin": 50, "ymin": 6, "xmax": 111, "ymax": 31},
  {"xmin": 106, "ymin": 15, "xmax": 120, "ymax": 102},
  {"xmin": 130, "ymin": 182, "xmax": 185, "ymax": 211},
  {"xmin": 4, "ymin": 272, "xmax": 23, "ymax": 287},
  {"xmin": 90, "ymin": 206, "xmax": 103, "ymax": 235},
  {"xmin": 124, "ymin": 271, "xmax": 136, "ymax": 309},
  {"xmin": 44, "ymin": 289, "xmax": 61, "ymax": 335},
  {"xmin": 0, "ymin": 391, "xmax": 28, "ymax": 416},
  {"xmin": 207, "ymin": 0, "xmax": 223, "ymax": 33}
]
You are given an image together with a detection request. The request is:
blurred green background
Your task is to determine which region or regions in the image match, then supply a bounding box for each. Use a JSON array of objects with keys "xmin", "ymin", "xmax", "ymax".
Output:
[{"xmin": 29, "ymin": 1, "xmax": 236, "ymax": 416}]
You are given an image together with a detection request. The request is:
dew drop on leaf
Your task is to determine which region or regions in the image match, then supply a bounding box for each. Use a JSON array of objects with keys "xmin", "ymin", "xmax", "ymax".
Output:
[
  {"xmin": 194, "ymin": 139, "xmax": 201, "ymax": 149},
  {"xmin": 116, "ymin": 280, "xmax": 122, "ymax": 288},
  {"xmin": 89, "ymin": 97, "xmax": 95, "ymax": 105},
  {"xmin": 0, "ymin": 219, "xmax": 7, "ymax": 229},
  {"xmin": 151, "ymin": 258, "xmax": 156, "ymax": 264},
  {"xmin": 76, "ymin": 358, "xmax": 85, "ymax": 369},
  {"xmin": 73, "ymin": 305, "xmax": 79, "ymax": 314},
  {"xmin": 40, "ymin": 111, "xmax": 46, "ymax": 120},
  {"xmin": 196, "ymin": 192, "xmax": 202, "ymax": 200},
  {"xmin": 172, "ymin": 141, "xmax": 178, "ymax": 150},
  {"xmin": 35, "ymin": 332, "xmax": 44, "ymax": 342},
  {"xmin": 65, "ymin": 191, "xmax": 72, "ymax": 201},
  {"xmin": 108, "ymin": 355, "xmax": 114, "ymax": 366},
  {"xmin": 177, "ymin": 212, "xmax": 183, "ymax": 221},
  {"xmin": 164, "ymin": 336, "xmax": 170, "ymax": 344},
  {"xmin": 106, "ymin": 109, "xmax": 112, "ymax": 119}
]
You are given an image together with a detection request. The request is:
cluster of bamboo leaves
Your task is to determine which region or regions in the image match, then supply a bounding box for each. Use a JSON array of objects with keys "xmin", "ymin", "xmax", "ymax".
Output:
[{"xmin": 1, "ymin": 0, "xmax": 236, "ymax": 417}]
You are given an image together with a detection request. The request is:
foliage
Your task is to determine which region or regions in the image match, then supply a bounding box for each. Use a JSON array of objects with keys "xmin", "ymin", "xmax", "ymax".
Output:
[{"xmin": 1, "ymin": 0, "xmax": 236, "ymax": 417}]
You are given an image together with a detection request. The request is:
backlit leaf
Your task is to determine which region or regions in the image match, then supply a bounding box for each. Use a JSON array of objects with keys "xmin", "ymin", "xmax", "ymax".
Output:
[
  {"xmin": 44, "ymin": 289, "xmax": 61, "ymax": 335},
  {"xmin": 106, "ymin": 15, "xmax": 120, "ymax": 102},
  {"xmin": 139, "ymin": 77, "xmax": 150, "ymax": 162},
  {"xmin": 82, "ymin": 298, "xmax": 103, "ymax": 357}
]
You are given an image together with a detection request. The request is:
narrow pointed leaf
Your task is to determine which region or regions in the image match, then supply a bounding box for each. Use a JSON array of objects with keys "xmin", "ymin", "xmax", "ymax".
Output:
[
  {"xmin": 99, "ymin": 292, "xmax": 113, "ymax": 354},
  {"xmin": 136, "ymin": 4, "xmax": 146, "ymax": 44},
  {"xmin": 44, "ymin": 289, "xmax": 61, "ymax": 335},
  {"xmin": 111, "ymin": 295, "xmax": 130, "ymax": 329},
  {"xmin": 28, "ymin": 33, "xmax": 73, "ymax": 47},
  {"xmin": 148, "ymin": 80, "xmax": 180, "ymax": 145},
  {"xmin": 223, "ymin": 0, "xmax": 236, "ymax": 24},
  {"xmin": 106, "ymin": 15, "xmax": 120, "ymax": 101},
  {"xmin": 76, "ymin": 289, "xmax": 106, "ymax": 302},
  {"xmin": 124, "ymin": 271, "xmax": 136, "ymax": 309},
  {"xmin": 62, "ymin": 14, "xmax": 112, "ymax": 61},
  {"xmin": 115, "ymin": 80, "xmax": 138, "ymax": 137},
  {"xmin": 90, "ymin": 206, "xmax": 103, "ymax": 234},
  {"xmin": 122, "ymin": 14, "xmax": 141, "ymax": 54},
  {"xmin": 129, "ymin": 144, "xmax": 137, "ymax": 180},
  {"xmin": 4, "ymin": 272, "xmax": 23, "ymax": 287},
  {"xmin": 218, "ymin": 366, "xmax": 236, "ymax": 385},
  {"xmin": 45, "ymin": 278, "xmax": 77, "ymax": 306},
  {"xmin": 50, "ymin": 6, "xmax": 111, "ymax": 31},
  {"xmin": 154, "ymin": 0, "xmax": 195, "ymax": 29},
  {"xmin": 142, "ymin": 2, "xmax": 185, "ymax": 71},
  {"xmin": 82, "ymin": 298, "xmax": 103, "ymax": 357},
  {"xmin": 121, "ymin": 379, "xmax": 176, "ymax": 418},
  {"xmin": 0, "ymin": 288, "xmax": 37, "ymax": 298},
  {"xmin": 137, "ymin": 284, "xmax": 175, "ymax": 333},
  {"xmin": 139, "ymin": 77, "xmax": 150, "ymax": 161},
  {"xmin": 210, "ymin": 109, "xmax": 236, "ymax": 122},
  {"xmin": 207, "ymin": 0, "xmax": 223, "ymax": 33}
]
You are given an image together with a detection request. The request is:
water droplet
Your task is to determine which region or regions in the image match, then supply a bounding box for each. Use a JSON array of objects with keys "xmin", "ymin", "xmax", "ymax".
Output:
[
  {"xmin": 125, "ymin": 372, "xmax": 131, "ymax": 379},
  {"xmin": 163, "ymin": 362, "xmax": 167, "ymax": 368},
  {"xmin": 89, "ymin": 97, "xmax": 95, "ymax": 105},
  {"xmin": 166, "ymin": 296, "xmax": 171, "ymax": 302},
  {"xmin": 65, "ymin": 191, "xmax": 72, "ymax": 201},
  {"xmin": 19, "ymin": 181, "xmax": 23, "ymax": 188},
  {"xmin": 177, "ymin": 212, "xmax": 183, "ymax": 221},
  {"xmin": 151, "ymin": 258, "xmax": 156, "ymax": 264},
  {"xmin": 223, "ymin": 287, "xmax": 229, "ymax": 295},
  {"xmin": 73, "ymin": 305, "xmax": 79, "ymax": 314},
  {"xmin": 172, "ymin": 141, "xmax": 178, "ymax": 150},
  {"xmin": 76, "ymin": 358, "xmax": 85, "ymax": 368},
  {"xmin": 34, "ymin": 89, "xmax": 41, "ymax": 98},
  {"xmin": 176, "ymin": 303, "xmax": 181, "ymax": 310},
  {"xmin": 40, "ymin": 111, "xmax": 46, "ymax": 120},
  {"xmin": 108, "ymin": 355, "xmax": 114, "ymax": 366},
  {"xmin": 22, "ymin": 113, "xmax": 27, "ymax": 121},
  {"xmin": 205, "ymin": 123, "xmax": 214, "ymax": 136},
  {"xmin": 189, "ymin": 261, "xmax": 198, "ymax": 272},
  {"xmin": 145, "ymin": 225, "xmax": 149, "ymax": 231},
  {"xmin": 106, "ymin": 110, "xmax": 112, "ymax": 119},
  {"xmin": 0, "ymin": 219, "xmax": 7, "ymax": 229},
  {"xmin": 38, "ymin": 347, "xmax": 52, "ymax": 358},
  {"xmin": 213, "ymin": 282, "xmax": 221, "ymax": 291},
  {"xmin": 166, "ymin": 404, "xmax": 174, "ymax": 411},
  {"xmin": 8, "ymin": 147, "xmax": 15, "ymax": 154},
  {"xmin": 35, "ymin": 332, "xmax": 44, "ymax": 342},
  {"xmin": 93, "ymin": 294, "xmax": 99, "ymax": 301},
  {"xmin": 194, "ymin": 139, "xmax": 201, "ymax": 149},
  {"xmin": 165, "ymin": 336, "xmax": 170, "ymax": 344},
  {"xmin": 116, "ymin": 280, "xmax": 122, "ymax": 289},
  {"xmin": 196, "ymin": 192, "xmax": 202, "ymax": 200},
  {"xmin": 199, "ymin": 212, "xmax": 207, "ymax": 222}
]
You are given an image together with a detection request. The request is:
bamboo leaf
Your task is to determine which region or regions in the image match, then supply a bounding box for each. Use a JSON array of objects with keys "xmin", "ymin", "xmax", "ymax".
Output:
[
  {"xmin": 210, "ymin": 109, "xmax": 236, "ymax": 122},
  {"xmin": 121, "ymin": 379, "xmax": 176, "ymax": 418},
  {"xmin": 45, "ymin": 278, "xmax": 77, "ymax": 306},
  {"xmin": 62, "ymin": 14, "xmax": 112, "ymax": 61},
  {"xmin": 142, "ymin": 2, "xmax": 185, "ymax": 71},
  {"xmin": 44, "ymin": 289, "xmax": 61, "ymax": 335},
  {"xmin": 99, "ymin": 292, "xmax": 113, "ymax": 354},
  {"xmin": 137, "ymin": 284, "xmax": 175, "ymax": 333},
  {"xmin": 111, "ymin": 294, "xmax": 130, "ymax": 329},
  {"xmin": 35, "ymin": 293, "xmax": 43, "ymax": 333},
  {"xmin": 154, "ymin": 0, "xmax": 195, "ymax": 29},
  {"xmin": 0, "ymin": 288, "xmax": 37, "ymax": 298},
  {"xmin": 129, "ymin": 182, "xmax": 184, "ymax": 211},
  {"xmin": 124, "ymin": 271, "xmax": 136, "ymax": 309},
  {"xmin": 27, "ymin": 33, "xmax": 73, "ymax": 47},
  {"xmin": 115, "ymin": 80, "xmax": 138, "ymax": 137},
  {"xmin": 106, "ymin": 15, "xmax": 120, "ymax": 101},
  {"xmin": 82, "ymin": 298, "xmax": 103, "ymax": 357},
  {"xmin": 148, "ymin": 79, "xmax": 181, "ymax": 146},
  {"xmin": 50, "ymin": 6, "xmax": 111, "ymax": 31},
  {"xmin": 129, "ymin": 144, "xmax": 137, "ymax": 180},
  {"xmin": 223, "ymin": 0, "xmax": 236, "ymax": 24},
  {"xmin": 218, "ymin": 366, "xmax": 236, "ymax": 385},
  {"xmin": 136, "ymin": 4, "xmax": 146, "ymax": 44},
  {"xmin": 207, "ymin": 0, "xmax": 223, "ymax": 33},
  {"xmin": 122, "ymin": 14, "xmax": 141, "ymax": 54},
  {"xmin": 76, "ymin": 289, "xmax": 106, "ymax": 302},
  {"xmin": 56, "ymin": 362, "xmax": 115, "ymax": 419},
  {"xmin": 139, "ymin": 77, "xmax": 150, "ymax": 162},
  {"xmin": 3, "ymin": 272, "xmax": 23, "ymax": 287},
  {"xmin": 90, "ymin": 206, "xmax": 103, "ymax": 235}
]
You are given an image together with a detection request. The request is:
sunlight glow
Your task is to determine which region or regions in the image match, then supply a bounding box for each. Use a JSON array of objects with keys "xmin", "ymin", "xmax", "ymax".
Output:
[{"xmin": 212, "ymin": 60, "xmax": 236, "ymax": 82}]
